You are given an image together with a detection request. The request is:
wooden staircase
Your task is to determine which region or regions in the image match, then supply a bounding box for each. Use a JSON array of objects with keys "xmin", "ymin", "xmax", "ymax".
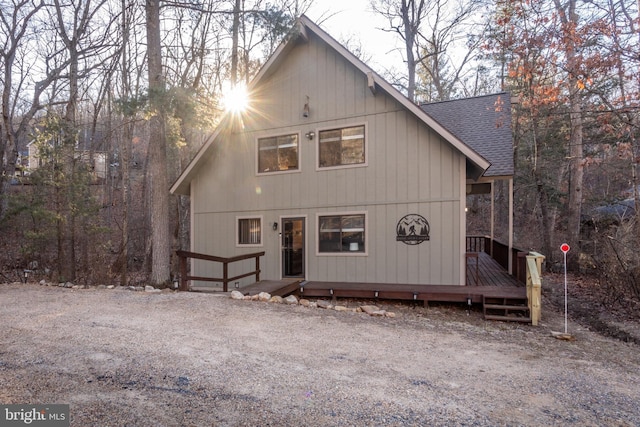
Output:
[{"xmin": 483, "ymin": 295, "xmax": 531, "ymax": 323}]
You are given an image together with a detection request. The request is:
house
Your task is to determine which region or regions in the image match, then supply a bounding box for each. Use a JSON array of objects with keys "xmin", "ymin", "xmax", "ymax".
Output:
[
  {"xmin": 170, "ymin": 15, "xmax": 516, "ymax": 291},
  {"xmin": 25, "ymin": 141, "xmax": 107, "ymax": 180}
]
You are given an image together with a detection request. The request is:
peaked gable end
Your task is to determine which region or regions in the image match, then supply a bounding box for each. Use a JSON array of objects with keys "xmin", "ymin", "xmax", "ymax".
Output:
[{"xmin": 171, "ymin": 15, "xmax": 490, "ymax": 196}]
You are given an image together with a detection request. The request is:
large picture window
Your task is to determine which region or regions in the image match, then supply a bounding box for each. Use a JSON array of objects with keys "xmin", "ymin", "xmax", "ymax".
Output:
[
  {"xmin": 318, "ymin": 213, "xmax": 366, "ymax": 254},
  {"xmin": 258, "ymin": 134, "xmax": 299, "ymax": 173},
  {"xmin": 237, "ymin": 217, "xmax": 262, "ymax": 246},
  {"xmin": 318, "ymin": 125, "xmax": 365, "ymax": 168}
]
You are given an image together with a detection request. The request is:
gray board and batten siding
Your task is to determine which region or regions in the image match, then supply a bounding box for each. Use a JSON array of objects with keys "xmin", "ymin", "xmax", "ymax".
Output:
[{"xmin": 172, "ymin": 17, "xmax": 494, "ymax": 289}]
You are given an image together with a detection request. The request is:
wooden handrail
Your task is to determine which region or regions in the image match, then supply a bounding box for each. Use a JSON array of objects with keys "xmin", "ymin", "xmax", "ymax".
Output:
[
  {"xmin": 465, "ymin": 235, "xmax": 489, "ymax": 253},
  {"xmin": 176, "ymin": 250, "xmax": 265, "ymax": 292},
  {"xmin": 526, "ymin": 252, "xmax": 545, "ymax": 326}
]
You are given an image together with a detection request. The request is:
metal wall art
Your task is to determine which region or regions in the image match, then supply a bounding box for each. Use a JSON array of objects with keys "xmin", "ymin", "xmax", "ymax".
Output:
[{"xmin": 396, "ymin": 214, "xmax": 430, "ymax": 245}]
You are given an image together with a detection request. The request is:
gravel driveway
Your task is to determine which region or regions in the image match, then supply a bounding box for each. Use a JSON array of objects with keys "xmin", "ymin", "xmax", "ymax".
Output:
[{"xmin": 1, "ymin": 283, "xmax": 639, "ymax": 426}]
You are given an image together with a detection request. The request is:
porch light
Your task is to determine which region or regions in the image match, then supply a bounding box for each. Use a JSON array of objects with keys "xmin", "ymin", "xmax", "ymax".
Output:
[
  {"xmin": 305, "ymin": 131, "xmax": 315, "ymax": 140},
  {"xmin": 272, "ymin": 222, "xmax": 278, "ymax": 231}
]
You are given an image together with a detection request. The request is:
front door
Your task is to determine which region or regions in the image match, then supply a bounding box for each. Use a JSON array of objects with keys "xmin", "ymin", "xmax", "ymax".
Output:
[{"xmin": 282, "ymin": 217, "xmax": 305, "ymax": 278}]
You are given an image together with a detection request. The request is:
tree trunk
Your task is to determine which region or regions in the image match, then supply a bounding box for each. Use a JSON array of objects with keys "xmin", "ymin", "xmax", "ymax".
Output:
[
  {"xmin": 0, "ymin": 47, "xmax": 15, "ymax": 221},
  {"xmin": 401, "ymin": 0, "xmax": 417, "ymax": 102},
  {"xmin": 0, "ymin": 2, "xmax": 42, "ymax": 220},
  {"xmin": 565, "ymin": 85, "xmax": 584, "ymax": 271},
  {"xmin": 554, "ymin": 0, "xmax": 584, "ymax": 271},
  {"xmin": 231, "ymin": 0, "xmax": 241, "ymax": 86},
  {"xmin": 146, "ymin": 0, "xmax": 171, "ymax": 286},
  {"xmin": 536, "ymin": 178, "xmax": 555, "ymax": 268},
  {"xmin": 120, "ymin": 0, "xmax": 132, "ymax": 286},
  {"xmin": 60, "ymin": 42, "xmax": 79, "ymax": 283}
]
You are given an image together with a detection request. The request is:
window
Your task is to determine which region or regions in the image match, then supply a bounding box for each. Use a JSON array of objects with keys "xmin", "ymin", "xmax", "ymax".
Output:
[
  {"xmin": 318, "ymin": 213, "xmax": 366, "ymax": 254},
  {"xmin": 258, "ymin": 134, "xmax": 299, "ymax": 173},
  {"xmin": 318, "ymin": 125, "xmax": 365, "ymax": 168},
  {"xmin": 237, "ymin": 217, "xmax": 262, "ymax": 246}
]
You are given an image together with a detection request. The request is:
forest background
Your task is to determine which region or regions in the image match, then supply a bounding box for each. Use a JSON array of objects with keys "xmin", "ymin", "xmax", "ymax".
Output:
[{"xmin": 0, "ymin": 0, "xmax": 638, "ymax": 309}]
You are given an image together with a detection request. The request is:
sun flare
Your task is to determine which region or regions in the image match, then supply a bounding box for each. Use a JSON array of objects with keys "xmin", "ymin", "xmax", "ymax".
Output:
[{"xmin": 222, "ymin": 83, "xmax": 249, "ymax": 114}]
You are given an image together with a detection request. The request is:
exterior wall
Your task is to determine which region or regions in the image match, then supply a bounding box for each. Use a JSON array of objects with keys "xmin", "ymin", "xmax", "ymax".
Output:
[{"xmin": 190, "ymin": 32, "xmax": 466, "ymax": 287}]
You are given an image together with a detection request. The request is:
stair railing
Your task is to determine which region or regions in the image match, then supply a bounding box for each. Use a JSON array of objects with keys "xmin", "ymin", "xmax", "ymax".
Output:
[
  {"xmin": 526, "ymin": 252, "xmax": 545, "ymax": 325},
  {"xmin": 176, "ymin": 250, "xmax": 265, "ymax": 292}
]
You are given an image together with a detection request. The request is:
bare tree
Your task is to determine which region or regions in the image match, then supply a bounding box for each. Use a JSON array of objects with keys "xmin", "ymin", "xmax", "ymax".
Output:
[
  {"xmin": 416, "ymin": 0, "xmax": 486, "ymax": 101},
  {"xmin": 50, "ymin": 0, "xmax": 118, "ymax": 281},
  {"xmin": 0, "ymin": 1, "xmax": 45, "ymax": 220},
  {"xmin": 371, "ymin": 0, "xmax": 486, "ymax": 102},
  {"xmin": 551, "ymin": 0, "xmax": 584, "ymax": 270},
  {"xmin": 371, "ymin": 0, "xmax": 427, "ymax": 102}
]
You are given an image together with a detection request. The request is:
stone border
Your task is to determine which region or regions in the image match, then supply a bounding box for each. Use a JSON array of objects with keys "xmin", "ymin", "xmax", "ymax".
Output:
[
  {"xmin": 29, "ymin": 280, "xmax": 167, "ymax": 293},
  {"xmin": 230, "ymin": 290, "xmax": 396, "ymax": 318}
]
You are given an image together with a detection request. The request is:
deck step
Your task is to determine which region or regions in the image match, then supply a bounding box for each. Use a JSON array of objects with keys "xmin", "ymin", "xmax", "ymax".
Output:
[
  {"xmin": 483, "ymin": 295, "xmax": 531, "ymax": 324},
  {"xmin": 483, "ymin": 304, "xmax": 529, "ymax": 311},
  {"xmin": 484, "ymin": 314, "xmax": 532, "ymax": 323}
]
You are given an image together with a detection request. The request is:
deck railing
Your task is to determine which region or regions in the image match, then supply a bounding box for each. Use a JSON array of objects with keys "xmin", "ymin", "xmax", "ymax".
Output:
[
  {"xmin": 467, "ymin": 236, "xmax": 530, "ymax": 284},
  {"xmin": 176, "ymin": 250, "xmax": 265, "ymax": 292},
  {"xmin": 466, "ymin": 235, "xmax": 489, "ymax": 253}
]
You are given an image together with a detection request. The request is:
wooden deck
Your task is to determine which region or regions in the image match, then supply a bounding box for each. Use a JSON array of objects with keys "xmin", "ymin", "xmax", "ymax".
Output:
[
  {"xmin": 238, "ymin": 252, "xmax": 525, "ymax": 305},
  {"xmin": 466, "ymin": 251, "xmax": 521, "ymax": 287},
  {"xmin": 295, "ymin": 281, "xmax": 525, "ymax": 305}
]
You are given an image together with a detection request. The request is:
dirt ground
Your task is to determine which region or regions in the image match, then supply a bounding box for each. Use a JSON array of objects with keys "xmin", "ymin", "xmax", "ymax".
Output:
[{"xmin": 1, "ymin": 280, "xmax": 639, "ymax": 426}]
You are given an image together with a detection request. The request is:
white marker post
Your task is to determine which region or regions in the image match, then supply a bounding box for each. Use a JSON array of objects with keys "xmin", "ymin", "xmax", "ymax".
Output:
[{"xmin": 560, "ymin": 243, "xmax": 571, "ymax": 335}]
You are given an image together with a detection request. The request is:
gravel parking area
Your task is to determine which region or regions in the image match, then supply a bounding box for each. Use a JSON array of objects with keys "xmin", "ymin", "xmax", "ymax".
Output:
[{"xmin": 1, "ymin": 282, "xmax": 639, "ymax": 426}]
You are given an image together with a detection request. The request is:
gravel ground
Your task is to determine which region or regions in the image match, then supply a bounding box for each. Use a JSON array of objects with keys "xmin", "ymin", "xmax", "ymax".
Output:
[{"xmin": 1, "ymin": 282, "xmax": 639, "ymax": 426}]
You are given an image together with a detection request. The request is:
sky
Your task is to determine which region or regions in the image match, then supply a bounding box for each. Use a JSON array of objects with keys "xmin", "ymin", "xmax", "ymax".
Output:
[{"xmin": 303, "ymin": 1, "xmax": 405, "ymax": 74}]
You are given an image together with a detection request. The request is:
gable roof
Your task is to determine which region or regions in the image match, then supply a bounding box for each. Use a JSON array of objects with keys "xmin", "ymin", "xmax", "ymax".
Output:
[
  {"xmin": 420, "ymin": 93, "xmax": 514, "ymax": 178},
  {"xmin": 171, "ymin": 15, "xmax": 493, "ymax": 196}
]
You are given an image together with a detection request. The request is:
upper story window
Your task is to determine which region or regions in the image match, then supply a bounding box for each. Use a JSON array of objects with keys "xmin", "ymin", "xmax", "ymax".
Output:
[
  {"xmin": 257, "ymin": 133, "xmax": 299, "ymax": 173},
  {"xmin": 237, "ymin": 216, "xmax": 262, "ymax": 246},
  {"xmin": 318, "ymin": 124, "xmax": 366, "ymax": 169}
]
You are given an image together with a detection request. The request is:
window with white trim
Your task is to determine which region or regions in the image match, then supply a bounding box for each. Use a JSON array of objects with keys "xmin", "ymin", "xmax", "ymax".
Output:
[
  {"xmin": 318, "ymin": 213, "xmax": 366, "ymax": 253},
  {"xmin": 318, "ymin": 125, "xmax": 365, "ymax": 168},
  {"xmin": 237, "ymin": 217, "xmax": 262, "ymax": 246},
  {"xmin": 258, "ymin": 134, "xmax": 299, "ymax": 173}
]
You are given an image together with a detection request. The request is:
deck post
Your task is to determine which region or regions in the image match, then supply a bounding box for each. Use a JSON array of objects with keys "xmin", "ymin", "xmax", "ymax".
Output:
[
  {"xmin": 179, "ymin": 254, "xmax": 188, "ymax": 291},
  {"xmin": 255, "ymin": 255, "xmax": 261, "ymax": 282},
  {"xmin": 526, "ymin": 252, "xmax": 545, "ymax": 325},
  {"xmin": 508, "ymin": 178, "xmax": 514, "ymax": 274},
  {"xmin": 223, "ymin": 262, "xmax": 229, "ymax": 292},
  {"xmin": 490, "ymin": 181, "xmax": 495, "ymax": 257}
]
